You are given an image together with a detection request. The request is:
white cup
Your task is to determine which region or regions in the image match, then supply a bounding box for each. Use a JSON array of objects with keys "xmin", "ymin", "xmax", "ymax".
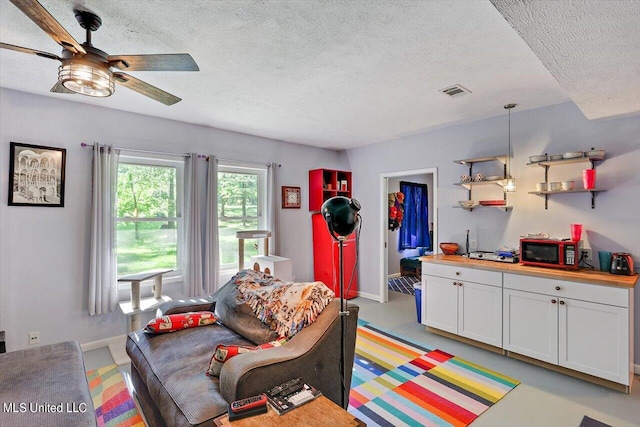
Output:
[
  {"xmin": 561, "ymin": 181, "xmax": 575, "ymax": 190},
  {"xmin": 536, "ymin": 182, "xmax": 547, "ymax": 192}
]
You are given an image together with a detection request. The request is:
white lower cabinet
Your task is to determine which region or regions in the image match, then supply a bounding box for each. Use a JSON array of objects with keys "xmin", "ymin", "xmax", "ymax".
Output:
[
  {"xmin": 424, "ymin": 265, "xmax": 502, "ymax": 348},
  {"xmin": 559, "ymin": 298, "xmax": 629, "ymax": 384},
  {"xmin": 503, "ymin": 273, "xmax": 631, "ymax": 385},
  {"xmin": 503, "ymin": 288, "xmax": 558, "ymax": 364}
]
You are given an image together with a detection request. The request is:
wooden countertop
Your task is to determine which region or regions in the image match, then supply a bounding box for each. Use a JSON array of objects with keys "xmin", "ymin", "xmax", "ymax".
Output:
[{"xmin": 419, "ymin": 254, "xmax": 638, "ymax": 288}]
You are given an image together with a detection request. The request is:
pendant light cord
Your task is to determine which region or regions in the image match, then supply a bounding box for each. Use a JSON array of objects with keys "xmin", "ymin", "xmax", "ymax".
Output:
[{"xmin": 504, "ymin": 103, "xmax": 517, "ymax": 178}]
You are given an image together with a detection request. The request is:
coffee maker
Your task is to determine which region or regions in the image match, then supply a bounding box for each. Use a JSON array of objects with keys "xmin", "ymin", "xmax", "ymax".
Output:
[{"xmin": 610, "ymin": 253, "xmax": 635, "ymax": 275}]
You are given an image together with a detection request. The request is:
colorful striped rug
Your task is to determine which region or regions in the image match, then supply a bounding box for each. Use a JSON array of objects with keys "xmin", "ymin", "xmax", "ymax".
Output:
[
  {"xmin": 349, "ymin": 321, "xmax": 519, "ymax": 426},
  {"xmin": 87, "ymin": 364, "xmax": 145, "ymax": 427}
]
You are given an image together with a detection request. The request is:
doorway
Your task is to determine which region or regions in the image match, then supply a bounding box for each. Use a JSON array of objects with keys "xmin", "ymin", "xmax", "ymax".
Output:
[{"xmin": 379, "ymin": 168, "xmax": 438, "ymax": 303}]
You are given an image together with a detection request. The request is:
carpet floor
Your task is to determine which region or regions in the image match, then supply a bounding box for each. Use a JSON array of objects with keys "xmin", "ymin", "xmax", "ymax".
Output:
[
  {"xmin": 388, "ymin": 275, "xmax": 420, "ymax": 295},
  {"xmin": 349, "ymin": 321, "xmax": 519, "ymax": 427},
  {"xmin": 87, "ymin": 364, "xmax": 145, "ymax": 427}
]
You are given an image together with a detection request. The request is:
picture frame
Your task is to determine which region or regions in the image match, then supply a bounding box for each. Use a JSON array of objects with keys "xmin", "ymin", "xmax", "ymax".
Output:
[
  {"xmin": 282, "ymin": 186, "xmax": 301, "ymax": 209},
  {"xmin": 8, "ymin": 142, "xmax": 66, "ymax": 207}
]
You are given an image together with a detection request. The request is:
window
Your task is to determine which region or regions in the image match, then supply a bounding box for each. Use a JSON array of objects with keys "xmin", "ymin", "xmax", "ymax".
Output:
[
  {"xmin": 217, "ymin": 163, "xmax": 268, "ymax": 271},
  {"xmin": 115, "ymin": 154, "xmax": 184, "ymax": 277}
]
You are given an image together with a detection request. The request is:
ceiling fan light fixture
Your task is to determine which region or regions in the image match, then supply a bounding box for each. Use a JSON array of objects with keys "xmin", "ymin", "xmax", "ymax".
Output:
[{"xmin": 58, "ymin": 61, "xmax": 114, "ymax": 97}]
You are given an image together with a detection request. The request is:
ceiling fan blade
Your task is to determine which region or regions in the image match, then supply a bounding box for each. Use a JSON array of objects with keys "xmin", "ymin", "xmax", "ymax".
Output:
[
  {"xmin": 1, "ymin": 42, "xmax": 61, "ymax": 61},
  {"xmin": 108, "ymin": 54, "xmax": 199, "ymax": 72},
  {"xmin": 113, "ymin": 72, "xmax": 181, "ymax": 106},
  {"xmin": 9, "ymin": 0, "xmax": 86, "ymax": 54},
  {"xmin": 50, "ymin": 80, "xmax": 75, "ymax": 94}
]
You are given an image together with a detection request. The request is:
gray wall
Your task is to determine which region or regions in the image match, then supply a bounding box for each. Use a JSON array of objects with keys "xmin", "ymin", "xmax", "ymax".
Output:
[
  {"xmin": 0, "ymin": 88, "xmax": 348, "ymax": 351},
  {"xmin": 2, "ymin": 90, "xmax": 639, "ymax": 365},
  {"xmin": 347, "ymin": 101, "xmax": 640, "ymax": 363},
  {"xmin": 387, "ymin": 174, "xmax": 433, "ymax": 276}
]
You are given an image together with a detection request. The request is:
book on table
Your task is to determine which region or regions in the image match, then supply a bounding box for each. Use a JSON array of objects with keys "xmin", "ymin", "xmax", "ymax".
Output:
[{"xmin": 265, "ymin": 377, "xmax": 322, "ymax": 415}]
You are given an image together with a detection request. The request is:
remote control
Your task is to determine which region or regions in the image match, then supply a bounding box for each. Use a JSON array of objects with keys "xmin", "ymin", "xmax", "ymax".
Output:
[
  {"xmin": 268, "ymin": 377, "xmax": 301, "ymax": 397},
  {"xmin": 230, "ymin": 394, "xmax": 267, "ymax": 413}
]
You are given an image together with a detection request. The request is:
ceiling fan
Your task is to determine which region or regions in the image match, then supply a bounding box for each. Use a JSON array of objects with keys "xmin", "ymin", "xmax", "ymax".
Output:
[{"xmin": 0, "ymin": 0, "xmax": 199, "ymax": 105}]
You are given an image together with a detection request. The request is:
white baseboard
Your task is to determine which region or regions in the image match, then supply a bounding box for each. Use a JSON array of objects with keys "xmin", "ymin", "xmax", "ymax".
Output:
[
  {"xmin": 635, "ymin": 364, "xmax": 640, "ymax": 376},
  {"xmin": 356, "ymin": 291, "xmax": 384, "ymax": 303}
]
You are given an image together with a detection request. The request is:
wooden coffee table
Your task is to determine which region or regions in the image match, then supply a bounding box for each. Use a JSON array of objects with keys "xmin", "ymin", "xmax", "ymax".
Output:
[{"xmin": 213, "ymin": 396, "xmax": 365, "ymax": 426}]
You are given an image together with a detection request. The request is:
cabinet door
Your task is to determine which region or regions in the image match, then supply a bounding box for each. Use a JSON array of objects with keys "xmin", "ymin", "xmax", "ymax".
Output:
[
  {"xmin": 503, "ymin": 289, "xmax": 558, "ymax": 364},
  {"xmin": 559, "ymin": 298, "xmax": 629, "ymax": 384},
  {"xmin": 458, "ymin": 281, "xmax": 502, "ymax": 347},
  {"xmin": 425, "ymin": 275, "xmax": 458, "ymax": 334}
]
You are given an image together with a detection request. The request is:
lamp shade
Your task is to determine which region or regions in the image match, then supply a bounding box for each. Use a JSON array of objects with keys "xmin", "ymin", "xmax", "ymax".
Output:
[{"xmin": 321, "ymin": 196, "xmax": 361, "ymax": 237}]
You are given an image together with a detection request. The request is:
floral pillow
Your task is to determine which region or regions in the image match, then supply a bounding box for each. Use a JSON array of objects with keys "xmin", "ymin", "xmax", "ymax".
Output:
[
  {"xmin": 145, "ymin": 311, "xmax": 217, "ymax": 334},
  {"xmin": 206, "ymin": 338, "xmax": 287, "ymax": 377}
]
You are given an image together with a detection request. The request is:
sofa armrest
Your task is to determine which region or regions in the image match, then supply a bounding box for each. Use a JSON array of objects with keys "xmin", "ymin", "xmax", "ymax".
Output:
[
  {"xmin": 157, "ymin": 297, "xmax": 214, "ymax": 316},
  {"xmin": 219, "ymin": 300, "xmax": 359, "ymax": 407}
]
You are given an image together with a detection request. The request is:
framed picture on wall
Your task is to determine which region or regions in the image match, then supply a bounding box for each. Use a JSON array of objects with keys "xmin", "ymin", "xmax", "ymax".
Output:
[
  {"xmin": 8, "ymin": 142, "xmax": 66, "ymax": 207},
  {"xmin": 282, "ymin": 186, "xmax": 301, "ymax": 209}
]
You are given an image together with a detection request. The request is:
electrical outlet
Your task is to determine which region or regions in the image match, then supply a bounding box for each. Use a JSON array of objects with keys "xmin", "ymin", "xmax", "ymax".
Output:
[
  {"xmin": 469, "ymin": 239, "xmax": 478, "ymax": 251},
  {"xmin": 581, "ymin": 248, "xmax": 592, "ymax": 261},
  {"xmin": 29, "ymin": 331, "xmax": 39, "ymax": 345}
]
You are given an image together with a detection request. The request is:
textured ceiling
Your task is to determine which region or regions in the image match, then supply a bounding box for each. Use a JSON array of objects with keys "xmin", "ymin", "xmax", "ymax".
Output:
[
  {"xmin": 491, "ymin": 0, "xmax": 640, "ymax": 121},
  {"xmin": 0, "ymin": 1, "xmax": 636, "ymax": 150}
]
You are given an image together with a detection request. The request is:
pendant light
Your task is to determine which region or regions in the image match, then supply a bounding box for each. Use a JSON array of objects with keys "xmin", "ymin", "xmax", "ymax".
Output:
[{"xmin": 503, "ymin": 103, "xmax": 517, "ymax": 192}]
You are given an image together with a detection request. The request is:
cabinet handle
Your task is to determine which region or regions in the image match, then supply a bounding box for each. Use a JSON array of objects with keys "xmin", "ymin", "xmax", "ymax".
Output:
[
  {"xmin": 455, "ymin": 271, "xmax": 461, "ymax": 276},
  {"xmin": 555, "ymin": 286, "xmax": 561, "ymax": 291},
  {"xmin": 551, "ymin": 299, "xmax": 557, "ymax": 304},
  {"xmin": 452, "ymin": 281, "xmax": 458, "ymax": 286},
  {"xmin": 559, "ymin": 300, "xmax": 565, "ymax": 305}
]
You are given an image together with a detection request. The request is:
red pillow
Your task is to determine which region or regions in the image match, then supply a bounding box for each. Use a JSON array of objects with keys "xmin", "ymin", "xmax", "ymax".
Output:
[
  {"xmin": 145, "ymin": 311, "xmax": 216, "ymax": 334},
  {"xmin": 206, "ymin": 339, "xmax": 287, "ymax": 377}
]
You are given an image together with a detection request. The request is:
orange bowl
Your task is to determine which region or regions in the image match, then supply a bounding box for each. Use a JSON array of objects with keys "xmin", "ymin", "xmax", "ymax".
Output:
[{"xmin": 439, "ymin": 242, "xmax": 459, "ymax": 255}]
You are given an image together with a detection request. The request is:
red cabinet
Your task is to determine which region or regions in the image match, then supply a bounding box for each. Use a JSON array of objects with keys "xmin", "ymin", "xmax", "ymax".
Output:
[
  {"xmin": 312, "ymin": 213, "xmax": 358, "ymax": 299},
  {"xmin": 309, "ymin": 169, "xmax": 352, "ymax": 211}
]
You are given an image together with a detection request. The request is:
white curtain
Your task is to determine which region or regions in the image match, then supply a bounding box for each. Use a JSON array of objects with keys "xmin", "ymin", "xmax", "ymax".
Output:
[
  {"xmin": 88, "ymin": 144, "xmax": 119, "ymax": 316},
  {"xmin": 267, "ymin": 162, "xmax": 279, "ymax": 254},
  {"xmin": 203, "ymin": 156, "xmax": 219, "ymax": 294},
  {"xmin": 184, "ymin": 154, "xmax": 204, "ymax": 297}
]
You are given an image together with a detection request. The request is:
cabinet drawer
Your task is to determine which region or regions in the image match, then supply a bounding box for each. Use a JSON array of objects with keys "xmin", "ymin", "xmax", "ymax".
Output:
[
  {"xmin": 423, "ymin": 263, "xmax": 501, "ymax": 286},
  {"xmin": 504, "ymin": 273, "xmax": 628, "ymax": 308}
]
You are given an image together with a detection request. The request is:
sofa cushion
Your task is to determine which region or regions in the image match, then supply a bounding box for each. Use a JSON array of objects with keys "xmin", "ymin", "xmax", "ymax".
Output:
[
  {"xmin": 214, "ymin": 278, "xmax": 279, "ymax": 345},
  {"xmin": 127, "ymin": 323, "xmax": 255, "ymax": 426},
  {"xmin": 145, "ymin": 311, "xmax": 217, "ymax": 334}
]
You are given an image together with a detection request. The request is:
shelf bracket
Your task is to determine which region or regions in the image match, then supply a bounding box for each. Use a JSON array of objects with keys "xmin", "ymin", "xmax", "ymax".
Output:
[{"xmin": 591, "ymin": 190, "xmax": 596, "ymax": 209}]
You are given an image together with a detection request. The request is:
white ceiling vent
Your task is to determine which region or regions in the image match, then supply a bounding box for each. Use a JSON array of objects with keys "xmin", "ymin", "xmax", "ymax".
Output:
[{"xmin": 439, "ymin": 84, "xmax": 472, "ymax": 98}]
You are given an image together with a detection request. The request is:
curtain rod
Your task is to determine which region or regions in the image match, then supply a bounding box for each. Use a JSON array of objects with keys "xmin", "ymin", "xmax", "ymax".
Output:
[
  {"xmin": 197, "ymin": 154, "xmax": 280, "ymax": 168},
  {"xmin": 80, "ymin": 142, "xmax": 191, "ymax": 158}
]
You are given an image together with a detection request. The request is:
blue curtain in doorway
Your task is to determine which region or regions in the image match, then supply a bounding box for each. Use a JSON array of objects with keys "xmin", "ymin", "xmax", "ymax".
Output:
[{"xmin": 398, "ymin": 181, "xmax": 430, "ymax": 251}]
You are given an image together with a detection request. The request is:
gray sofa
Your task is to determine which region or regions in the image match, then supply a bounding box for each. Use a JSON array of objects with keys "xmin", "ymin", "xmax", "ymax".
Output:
[
  {"xmin": 126, "ymin": 285, "xmax": 359, "ymax": 427},
  {"xmin": 0, "ymin": 341, "xmax": 97, "ymax": 427}
]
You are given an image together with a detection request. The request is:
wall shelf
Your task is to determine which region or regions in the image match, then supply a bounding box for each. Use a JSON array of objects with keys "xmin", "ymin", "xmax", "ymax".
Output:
[
  {"xmin": 528, "ymin": 151, "xmax": 606, "ymax": 209},
  {"xmin": 309, "ymin": 168, "xmax": 352, "ymax": 211},
  {"xmin": 453, "ymin": 204, "xmax": 513, "ymax": 212},
  {"xmin": 454, "ymin": 155, "xmax": 512, "ymax": 213}
]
